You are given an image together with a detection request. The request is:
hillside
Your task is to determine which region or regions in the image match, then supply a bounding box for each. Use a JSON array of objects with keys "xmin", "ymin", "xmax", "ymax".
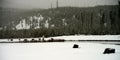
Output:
[{"xmin": 0, "ymin": 5, "xmax": 120, "ymax": 38}]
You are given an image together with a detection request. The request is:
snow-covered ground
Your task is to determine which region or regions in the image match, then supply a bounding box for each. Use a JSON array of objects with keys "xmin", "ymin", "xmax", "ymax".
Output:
[
  {"xmin": 0, "ymin": 42, "xmax": 120, "ymax": 60},
  {"xmin": 48, "ymin": 35, "xmax": 120, "ymax": 40}
]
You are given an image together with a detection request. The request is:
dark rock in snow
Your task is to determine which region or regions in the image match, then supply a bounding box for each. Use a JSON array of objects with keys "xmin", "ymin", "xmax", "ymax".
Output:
[{"xmin": 103, "ymin": 48, "xmax": 115, "ymax": 54}]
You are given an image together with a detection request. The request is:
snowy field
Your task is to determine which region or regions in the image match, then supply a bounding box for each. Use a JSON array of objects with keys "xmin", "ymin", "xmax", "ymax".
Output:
[
  {"xmin": 48, "ymin": 35, "xmax": 120, "ymax": 40},
  {"xmin": 0, "ymin": 42, "xmax": 120, "ymax": 60}
]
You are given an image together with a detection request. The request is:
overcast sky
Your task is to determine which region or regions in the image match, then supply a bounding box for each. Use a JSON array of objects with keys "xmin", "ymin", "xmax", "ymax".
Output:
[{"xmin": 0, "ymin": 0, "xmax": 119, "ymax": 9}]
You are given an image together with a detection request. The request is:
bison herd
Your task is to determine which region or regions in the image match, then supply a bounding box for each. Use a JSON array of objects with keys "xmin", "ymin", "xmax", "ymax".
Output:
[
  {"xmin": 8, "ymin": 39, "xmax": 116, "ymax": 54},
  {"xmin": 22, "ymin": 38, "xmax": 65, "ymax": 43},
  {"xmin": 7, "ymin": 38, "xmax": 65, "ymax": 43}
]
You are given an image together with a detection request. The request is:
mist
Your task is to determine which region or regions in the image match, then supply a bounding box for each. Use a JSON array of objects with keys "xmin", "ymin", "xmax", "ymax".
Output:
[{"xmin": 0, "ymin": 0, "xmax": 119, "ymax": 9}]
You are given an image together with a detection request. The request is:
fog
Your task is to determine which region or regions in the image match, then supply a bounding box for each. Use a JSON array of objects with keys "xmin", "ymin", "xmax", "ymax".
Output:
[{"xmin": 0, "ymin": 0, "xmax": 119, "ymax": 9}]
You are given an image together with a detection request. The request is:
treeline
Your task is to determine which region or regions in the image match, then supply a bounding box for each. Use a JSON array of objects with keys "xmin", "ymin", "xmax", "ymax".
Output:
[
  {"xmin": 49, "ymin": 6, "xmax": 120, "ymax": 35},
  {"xmin": 0, "ymin": 27, "xmax": 71, "ymax": 38},
  {"xmin": 0, "ymin": 25, "xmax": 120, "ymax": 39},
  {"xmin": 0, "ymin": 5, "xmax": 120, "ymax": 38}
]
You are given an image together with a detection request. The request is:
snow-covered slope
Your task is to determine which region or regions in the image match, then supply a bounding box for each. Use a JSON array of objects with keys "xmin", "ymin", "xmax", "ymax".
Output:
[
  {"xmin": 14, "ymin": 13, "xmax": 68, "ymax": 30},
  {"xmin": 16, "ymin": 19, "xmax": 30, "ymax": 29},
  {"xmin": 15, "ymin": 14, "xmax": 45, "ymax": 29}
]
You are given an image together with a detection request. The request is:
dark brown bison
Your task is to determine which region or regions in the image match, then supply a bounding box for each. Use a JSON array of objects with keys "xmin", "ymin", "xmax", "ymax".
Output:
[
  {"xmin": 103, "ymin": 48, "xmax": 115, "ymax": 54},
  {"xmin": 73, "ymin": 44, "xmax": 79, "ymax": 48},
  {"xmin": 10, "ymin": 39, "xmax": 13, "ymax": 41},
  {"xmin": 30, "ymin": 39, "xmax": 38, "ymax": 42},
  {"xmin": 23, "ymin": 39, "xmax": 28, "ymax": 42}
]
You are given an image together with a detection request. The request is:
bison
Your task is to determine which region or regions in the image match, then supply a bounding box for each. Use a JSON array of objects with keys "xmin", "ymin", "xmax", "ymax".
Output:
[
  {"xmin": 30, "ymin": 39, "xmax": 38, "ymax": 42},
  {"xmin": 23, "ymin": 39, "xmax": 28, "ymax": 42},
  {"xmin": 103, "ymin": 48, "xmax": 115, "ymax": 54},
  {"xmin": 73, "ymin": 44, "xmax": 79, "ymax": 48}
]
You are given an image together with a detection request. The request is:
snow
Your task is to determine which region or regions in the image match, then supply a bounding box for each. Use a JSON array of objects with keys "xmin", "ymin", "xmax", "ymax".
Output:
[
  {"xmin": 39, "ymin": 15, "xmax": 44, "ymax": 20},
  {"xmin": 34, "ymin": 14, "xmax": 45, "ymax": 29},
  {"xmin": 30, "ymin": 16, "xmax": 33, "ymax": 22},
  {"xmin": 16, "ymin": 19, "xmax": 30, "ymax": 30},
  {"xmin": 33, "ymin": 15, "xmax": 44, "ymax": 21},
  {"xmin": 104, "ymin": 23, "xmax": 107, "ymax": 27},
  {"xmin": 34, "ymin": 20, "xmax": 40, "ymax": 29},
  {"xmin": 44, "ymin": 20, "xmax": 49, "ymax": 28},
  {"xmin": 62, "ymin": 18, "xmax": 67, "ymax": 26},
  {"xmin": 33, "ymin": 16, "xmax": 38, "ymax": 19},
  {"xmin": 0, "ymin": 42, "xmax": 120, "ymax": 60},
  {"xmin": 34, "ymin": 25, "xmax": 40, "ymax": 29},
  {"xmin": 16, "ymin": 14, "xmax": 44, "ymax": 30},
  {"xmin": 51, "ymin": 24, "xmax": 55, "ymax": 27},
  {"xmin": 47, "ymin": 35, "xmax": 120, "ymax": 40}
]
